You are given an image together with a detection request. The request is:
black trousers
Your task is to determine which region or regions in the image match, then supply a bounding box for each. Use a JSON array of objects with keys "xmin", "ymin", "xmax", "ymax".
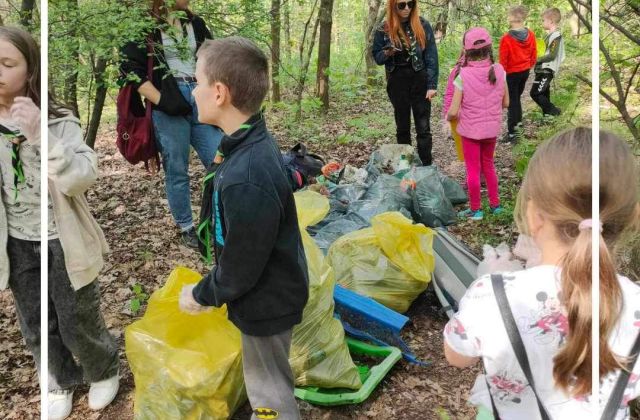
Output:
[
  {"xmin": 386, "ymin": 66, "xmax": 433, "ymax": 165},
  {"xmin": 506, "ymin": 69, "xmax": 530, "ymax": 136},
  {"xmin": 7, "ymin": 237, "xmax": 42, "ymax": 375},
  {"xmin": 531, "ymin": 71, "xmax": 560, "ymax": 115},
  {"xmin": 48, "ymin": 239, "xmax": 119, "ymax": 390},
  {"xmin": 8, "ymin": 236, "xmax": 119, "ymax": 391}
]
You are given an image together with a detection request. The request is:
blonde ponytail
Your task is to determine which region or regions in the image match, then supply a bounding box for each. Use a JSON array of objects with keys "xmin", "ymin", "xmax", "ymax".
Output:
[
  {"xmin": 597, "ymin": 233, "xmax": 623, "ymax": 378},
  {"xmin": 553, "ymin": 227, "xmax": 596, "ymax": 395},
  {"xmin": 598, "ymin": 131, "xmax": 640, "ymax": 379},
  {"xmin": 515, "ymin": 129, "xmax": 639, "ymax": 395},
  {"xmin": 515, "ymin": 128, "xmax": 594, "ymax": 396}
]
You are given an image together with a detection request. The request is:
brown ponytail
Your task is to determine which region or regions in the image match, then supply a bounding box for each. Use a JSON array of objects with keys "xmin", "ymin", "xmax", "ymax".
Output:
[
  {"xmin": 598, "ymin": 131, "xmax": 640, "ymax": 377},
  {"xmin": 515, "ymin": 128, "xmax": 593, "ymax": 396},
  {"xmin": 597, "ymin": 231, "xmax": 622, "ymax": 378},
  {"xmin": 553, "ymin": 227, "xmax": 595, "ymax": 395},
  {"xmin": 515, "ymin": 128, "xmax": 640, "ymax": 396},
  {"xmin": 488, "ymin": 51, "xmax": 496, "ymax": 85}
]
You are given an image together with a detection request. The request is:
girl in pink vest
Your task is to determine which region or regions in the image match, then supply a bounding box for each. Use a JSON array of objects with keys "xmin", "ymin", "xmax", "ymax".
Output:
[{"xmin": 447, "ymin": 27, "xmax": 509, "ymax": 221}]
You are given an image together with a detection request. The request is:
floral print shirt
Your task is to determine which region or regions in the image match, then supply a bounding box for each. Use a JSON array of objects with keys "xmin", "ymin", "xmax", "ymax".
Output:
[{"xmin": 444, "ymin": 265, "xmax": 600, "ymax": 419}]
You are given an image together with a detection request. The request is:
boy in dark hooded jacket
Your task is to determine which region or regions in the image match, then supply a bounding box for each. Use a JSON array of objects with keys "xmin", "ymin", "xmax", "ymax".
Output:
[{"xmin": 178, "ymin": 36, "xmax": 309, "ymax": 420}]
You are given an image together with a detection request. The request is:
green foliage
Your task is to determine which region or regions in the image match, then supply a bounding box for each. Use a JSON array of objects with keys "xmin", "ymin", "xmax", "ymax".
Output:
[
  {"xmin": 435, "ymin": 407, "xmax": 452, "ymax": 420},
  {"xmin": 600, "ymin": 0, "xmax": 640, "ymax": 145},
  {"xmin": 48, "ymin": 0, "xmax": 591, "ymax": 151},
  {"xmin": 130, "ymin": 282, "xmax": 149, "ymax": 315},
  {"xmin": 0, "ymin": 2, "xmax": 40, "ymax": 34},
  {"xmin": 49, "ymin": 0, "xmax": 154, "ymax": 116}
]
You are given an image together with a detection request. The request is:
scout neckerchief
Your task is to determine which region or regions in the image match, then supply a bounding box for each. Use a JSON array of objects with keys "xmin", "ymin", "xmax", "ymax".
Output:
[
  {"xmin": 197, "ymin": 121, "xmax": 254, "ymax": 265},
  {"xmin": 0, "ymin": 124, "xmax": 26, "ymax": 202},
  {"xmin": 401, "ymin": 22, "xmax": 421, "ymax": 69}
]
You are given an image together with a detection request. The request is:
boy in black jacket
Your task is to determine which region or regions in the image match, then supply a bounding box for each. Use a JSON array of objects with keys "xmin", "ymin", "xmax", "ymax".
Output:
[
  {"xmin": 530, "ymin": 7, "xmax": 565, "ymax": 117},
  {"xmin": 178, "ymin": 36, "xmax": 309, "ymax": 420}
]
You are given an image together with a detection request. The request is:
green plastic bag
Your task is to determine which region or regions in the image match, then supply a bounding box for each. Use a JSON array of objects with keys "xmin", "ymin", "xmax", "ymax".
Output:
[
  {"xmin": 439, "ymin": 173, "xmax": 467, "ymax": 205},
  {"xmin": 328, "ymin": 212, "xmax": 435, "ymax": 313},
  {"xmin": 290, "ymin": 191, "xmax": 362, "ymax": 389},
  {"xmin": 125, "ymin": 267, "xmax": 246, "ymax": 420},
  {"xmin": 403, "ymin": 166, "xmax": 457, "ymax": 227}
]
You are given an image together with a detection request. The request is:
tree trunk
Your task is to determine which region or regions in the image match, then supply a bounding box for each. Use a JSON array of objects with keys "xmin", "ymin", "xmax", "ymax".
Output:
[
  {"xmin": 447, "ymin": 0, "xmax": 457, "ymax": 32},
  {"xmin": 295, "ymin": 1, "xmax": 321, "ymax": 120},
  {"xmin": 85, "ymin": 58, "xmax": 108, "ymax": 149},
  {"xmin": 364, "ymin": 0, "xmax": 383, "ymax": 85},
  {"xmin": 434, "ymin": 10, "xmax": 448, "ymax": 41},
  {"xmin": 19, "ymin": 0, "xmax": 36, "ymax": 28},
  {"xmin": 316, "ymin": 0, "xmax": 334, "ymax": 112},
  {"xmin": 63, "ymin": 0, "xmax": 80, "ymax": 116},
  {"xmin": 271, "ymin": 0, "xmax": 281, "ymax": 102},
  {"xmin": 284, "ymin": 1, "xmax": 291, "ymax": 62},
  {"xmin": 597, "ymin": 40, "xmax": 640, "ymax": 142}
]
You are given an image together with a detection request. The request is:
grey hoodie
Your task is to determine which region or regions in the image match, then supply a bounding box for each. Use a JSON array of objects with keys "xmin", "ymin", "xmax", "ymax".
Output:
[
  {"xmin": 508, "ymin": 28, "xmax": 530, "ymax": 42},
  {"xmin": 47, "ymin": 114, "xmax": 109, "ymax": 291}
]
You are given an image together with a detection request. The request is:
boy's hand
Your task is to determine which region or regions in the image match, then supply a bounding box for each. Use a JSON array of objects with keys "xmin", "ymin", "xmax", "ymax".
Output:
[
  {"xmin": 426, "ymin": 90, "xmax": 437, "ymax": 101},
  {"xmin": 179, "ymin": 284, "xmax": 211, "ymax": 314}
]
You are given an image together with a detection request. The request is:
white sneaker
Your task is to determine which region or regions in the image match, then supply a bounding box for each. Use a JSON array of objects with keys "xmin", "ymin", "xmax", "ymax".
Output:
[
  {"xmin": 88, "ymin": 375, "xmax": 120, "ymax": 410},
  {"xmin": 48, "ymin": 389, "xmax": 74, "ymax": 420}
]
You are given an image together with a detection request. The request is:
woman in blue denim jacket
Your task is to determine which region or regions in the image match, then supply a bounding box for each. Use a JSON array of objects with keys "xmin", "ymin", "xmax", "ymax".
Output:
[
  {"xmin": 120, "ymin": 0, "xmax": 222, "ymax": 248},
  {"xmin": 372, "ymin": 0, "xmax": 439, "ymax": 165}
]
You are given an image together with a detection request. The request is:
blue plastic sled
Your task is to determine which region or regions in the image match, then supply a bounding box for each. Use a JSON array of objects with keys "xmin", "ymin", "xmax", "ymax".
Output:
[{"xmin": 333, "ymin": 285, "xmax": 428, "ymax": 365}]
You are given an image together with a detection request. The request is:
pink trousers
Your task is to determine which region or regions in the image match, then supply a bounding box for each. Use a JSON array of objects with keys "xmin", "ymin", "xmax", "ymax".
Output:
[{"xmin": 461, "ymin": 136, "xmax": 500, "ymax": 211}]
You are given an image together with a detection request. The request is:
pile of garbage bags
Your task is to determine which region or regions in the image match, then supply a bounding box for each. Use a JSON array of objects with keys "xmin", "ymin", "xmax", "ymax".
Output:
[
  {"xmin": 125, "ymin": 268, "xmax": 246, "ymax": 420},
  {"xmin": 328, "ymin": 212, "xmax": 435, "ymax": 313},
  {"xmin": 310, "ymin": 145, "xmax": 467, "ymax": 253},
  {"xmin": 124, "ymin": 145, "xmax": 452, "ymax": 414},
  {"xmin": 290, "ymin": 191, "xmax": 362, "ymax": 389}
]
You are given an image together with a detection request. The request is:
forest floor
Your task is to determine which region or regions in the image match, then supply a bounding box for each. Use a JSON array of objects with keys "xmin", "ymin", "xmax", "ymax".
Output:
[{"xmin": 1, "ymin": 67, "xmax": 598, "ymax": 420}]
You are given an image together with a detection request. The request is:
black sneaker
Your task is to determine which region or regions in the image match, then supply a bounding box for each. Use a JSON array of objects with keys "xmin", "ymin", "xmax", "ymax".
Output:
[
  {"xmin": 543, "ymin": 108, "xmax": 561, "ymax": 117},
  {"xmin": 181, "ymin": 228, "xmax": 199, "ymax": 249}
]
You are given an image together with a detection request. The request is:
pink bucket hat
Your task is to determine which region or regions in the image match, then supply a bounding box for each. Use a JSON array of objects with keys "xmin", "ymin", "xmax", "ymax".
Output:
[{"xmin": 464, "ymin": 27, "xmax": 492, "ymax": 50}]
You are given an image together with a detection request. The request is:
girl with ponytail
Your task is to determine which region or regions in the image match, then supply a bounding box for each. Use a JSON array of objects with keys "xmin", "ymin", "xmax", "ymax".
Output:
[{"xmin": 441, "ymin": 128, "xmax": 636, "ymax": 419}]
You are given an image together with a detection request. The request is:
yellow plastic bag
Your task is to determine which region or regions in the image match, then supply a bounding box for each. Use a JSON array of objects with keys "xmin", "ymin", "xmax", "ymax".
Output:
[
  {"xmin": 290, "ymin": 191, "xmax": 362, "ymax": 389},
  {"xmin": 536, "ymin": 38, "xmax": 546, "ymax": 57},
  {"xmin": 450, "ymin": 119, "xmax": 464, "ymax": 162},
  {"xmin": 125, "ymin": 267, "xmax": 246, "ymax": 420},
  {"xmin": 328, "ymin": 212, "xmax": 435, "ymax": 313}
]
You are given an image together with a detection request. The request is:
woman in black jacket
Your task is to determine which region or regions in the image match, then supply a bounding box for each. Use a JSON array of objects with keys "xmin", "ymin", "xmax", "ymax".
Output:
[
  {"xmin": 372, "ymin": 0, "xmax": 439, "ymax": 166},
  {"xmin": 120, "ymin": 0, "xmax": 221, "ymax": 248}
]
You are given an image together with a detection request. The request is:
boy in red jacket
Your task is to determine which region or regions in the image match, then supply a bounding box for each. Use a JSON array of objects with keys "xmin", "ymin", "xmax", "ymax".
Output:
[{"xmin": 499, "ymin": 5, "xmax": 537, "ymax": 143}]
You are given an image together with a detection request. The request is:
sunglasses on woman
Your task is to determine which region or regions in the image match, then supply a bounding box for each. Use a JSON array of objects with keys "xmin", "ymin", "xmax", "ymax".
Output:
[{"xmin": 397, "ymin": 1, "xmax": 415, "ymax": 10}]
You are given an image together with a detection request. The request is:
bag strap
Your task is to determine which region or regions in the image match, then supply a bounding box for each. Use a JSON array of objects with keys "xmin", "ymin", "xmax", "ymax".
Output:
[
  {"xmin": 491, "ymin": 274, "xmax": 553, "ymax": 420},
  {"xmin": 144, "ymin": 38, "xmax": 154, "ymax": 119},
  {"xmin": 485, "ymin": 373, "xmax": 502, "ymax": 419},
  {"xmin": 600, "ymin": 330, "xmax": 640, "ymax": 420}
]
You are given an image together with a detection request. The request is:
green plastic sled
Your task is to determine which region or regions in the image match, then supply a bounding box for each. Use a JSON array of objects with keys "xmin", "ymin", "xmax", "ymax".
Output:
[{"xmin": 294, "ymin": 338, "xmax": 402, "ymax": 406}]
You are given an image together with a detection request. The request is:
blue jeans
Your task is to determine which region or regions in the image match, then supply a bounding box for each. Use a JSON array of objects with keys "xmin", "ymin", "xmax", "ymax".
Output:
[{"xmin": 152, "ymin": 82, "xmax": 223, "ymax": 230}]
